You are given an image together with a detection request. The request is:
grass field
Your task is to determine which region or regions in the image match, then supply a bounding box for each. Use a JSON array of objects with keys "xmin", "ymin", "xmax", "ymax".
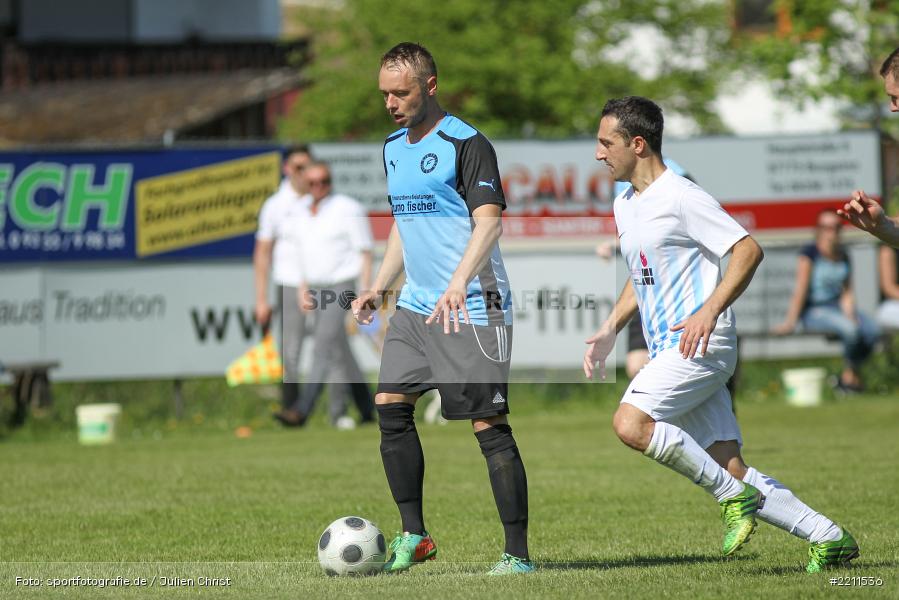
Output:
[{"xmin": 2, "ymin": 374, "xmax": 898, "ymax": 599}]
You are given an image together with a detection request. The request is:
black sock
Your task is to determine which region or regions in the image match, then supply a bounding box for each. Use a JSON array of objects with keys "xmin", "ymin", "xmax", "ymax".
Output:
[
  {"xmin": 378, "ymin": 403, "xmax": 425, "ymax": 535},
  {"xmin": 476, "ymin": 424, "xmax": 529, "ymax": 560},
  {"xmin": 281, "ymin": 382, "xmax": 299, "ymax": 410}
]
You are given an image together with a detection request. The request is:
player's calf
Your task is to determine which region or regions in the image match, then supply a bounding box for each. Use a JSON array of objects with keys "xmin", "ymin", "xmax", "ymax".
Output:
[{"xmin": 475, "ymin": 422, "xmax": 530, "ymax": 568}]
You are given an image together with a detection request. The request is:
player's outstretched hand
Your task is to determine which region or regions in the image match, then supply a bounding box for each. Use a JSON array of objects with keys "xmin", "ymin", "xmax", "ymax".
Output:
[
  {"xmin": 584, "ymin": 326, "xmax": 615, "ymax": 380},
  {"xmin": 838, "ymin": 190, "xmax": 884, "ymax": 234},
  {"xmin": 351, "ymin": 290, "xmax": 380, "ymax": 325},
  {"xmin": 426, "ymin": 282, "xmax": 470, "ymax": 334},
  {"xmin": 671, "ymin": 306, "xmax": 717, "ymax": 359}
]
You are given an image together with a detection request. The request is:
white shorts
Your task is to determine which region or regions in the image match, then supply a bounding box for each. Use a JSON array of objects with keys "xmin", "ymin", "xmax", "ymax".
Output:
[{"xmin": 622, "ymin": 346, "xmax": 742, "ymax": 449}]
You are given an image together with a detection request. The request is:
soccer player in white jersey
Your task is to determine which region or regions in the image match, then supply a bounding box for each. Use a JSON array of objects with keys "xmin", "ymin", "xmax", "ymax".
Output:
[{"xmin": 583, "ymin": 96, "xmax": 859, "ymax": 572}]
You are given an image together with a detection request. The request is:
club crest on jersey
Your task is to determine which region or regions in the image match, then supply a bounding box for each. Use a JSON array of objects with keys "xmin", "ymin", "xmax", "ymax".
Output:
[
  {"xmin": 633, "ymin": 249, "xmax": 655, "ymax": 286},
  {"xmin": 420, "ymin": 153, "xmax": 438, "ymax": 173}
]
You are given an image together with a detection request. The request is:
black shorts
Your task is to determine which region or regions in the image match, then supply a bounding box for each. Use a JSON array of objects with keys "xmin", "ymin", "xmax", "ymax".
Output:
[
  {"xmin": 628, "ymin": 316, "xmax": 647, "ymax": 352},
  {"xmin": 376, "ymin": 307, "xmax": 512, "ymax": 420}
]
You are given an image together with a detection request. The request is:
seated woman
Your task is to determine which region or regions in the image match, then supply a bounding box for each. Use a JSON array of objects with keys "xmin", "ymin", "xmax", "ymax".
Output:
[
  {"xmin": 773, "ymin": 209, "xmax": 880, "ymax": 392},
  {"xmin": 877, "ymin": 245, "xmax": 899, "ymax": 330}
]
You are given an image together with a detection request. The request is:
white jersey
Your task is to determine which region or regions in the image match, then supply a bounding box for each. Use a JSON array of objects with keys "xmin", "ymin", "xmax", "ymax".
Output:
[
  {"xmin": 285, "ymin": 193, "xmax": 373, "ymax": 286},
  {"xmin": 256, "ymin": 179, "xmax": 309, "ymax": 286},
  {"xmin": 613, "ymin": 168, "xmax": 748, "ymax": 362}
]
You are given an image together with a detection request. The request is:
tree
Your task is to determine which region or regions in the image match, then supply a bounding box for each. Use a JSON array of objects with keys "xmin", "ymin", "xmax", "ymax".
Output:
[
  {"xmin": 738, "ymin": 0, "xmax": 899, "ymax": 135},
  {"xmin": 279, "ymin": 0, "xmax": 736, "ymax": 141}
]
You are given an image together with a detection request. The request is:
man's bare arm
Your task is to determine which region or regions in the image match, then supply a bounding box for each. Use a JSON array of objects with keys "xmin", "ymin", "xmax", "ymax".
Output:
[
  {"xmin": 352, "ymin": 223, "xmax": 404, "ymax": 324},
  {"xmin": 253, "ymin": 239, "xmax": 274, "ymax": 326},
  {"xmin": 583, "ymin": 281, "xmax": 638, "ymax": 380},
  {"xmin": 672, "ymin": 235, "xmax": 763, "ymax": 358}
]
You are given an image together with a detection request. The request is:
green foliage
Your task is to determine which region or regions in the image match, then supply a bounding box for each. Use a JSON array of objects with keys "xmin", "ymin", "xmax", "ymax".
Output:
[
  {"xmin": 279, "ymin": 0, "xmax": 734, "ymax": 141},
  {"xmin": 738, "ymin": 0, "xmax": 899, "ymax": 135}
]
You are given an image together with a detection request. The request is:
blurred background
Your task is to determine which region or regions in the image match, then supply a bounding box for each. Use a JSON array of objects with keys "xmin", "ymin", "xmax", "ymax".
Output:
[{"xmin": 2, "ymin": 0, "xmax": 898, "ymax": 438}]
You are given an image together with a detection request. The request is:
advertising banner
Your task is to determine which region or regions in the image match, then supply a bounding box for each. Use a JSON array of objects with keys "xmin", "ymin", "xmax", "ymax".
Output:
[
  {"xmin": 0, "ymin": 245, "xmax": 878, "ymax": 381},
  {"xmin": 0, "ymin": 254, "xmax": 620, "ymax": 382},
  {"xmin": 0, "ymin": 133, "xmax": 882, "ymax": 263},
  {"xmin": 0, "ymin": 148, "xmax": 281, "ymax": 262},
  {"xmin": 314, "ymin": 131, "xmax": 882, "ymax": 236}
]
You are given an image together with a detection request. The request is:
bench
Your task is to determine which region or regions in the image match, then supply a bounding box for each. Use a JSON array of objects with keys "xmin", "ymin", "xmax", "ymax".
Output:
[
  {"xmin": 731, "ymin": 330, "xmax": 845, "ymax": 397},
  {"xmin": 1, "ymin": 361, "xmax": 61, "ymax": 427}
]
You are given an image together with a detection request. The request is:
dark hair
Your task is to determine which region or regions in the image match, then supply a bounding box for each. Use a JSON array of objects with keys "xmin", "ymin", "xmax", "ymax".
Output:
[
  {"xmin": 380, "ymin": 42, "xmax": 437, "ymax": 84},
  {"xmin": 600, "ymin": 96, "xmax": 664, "ymax": 155},
  {"xmin": 284, "ymin": 143, "xmax": 311, "ymax": 160},
  {"xmin": 880, "ymin": 46, "xmax": 899, "ymax": 79}
]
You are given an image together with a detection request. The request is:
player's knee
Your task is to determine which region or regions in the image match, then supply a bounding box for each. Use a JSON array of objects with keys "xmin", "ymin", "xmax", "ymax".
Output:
[
  {"xmin": 612, "ymin": 411, "xmax": 650, "ymax": 452},
  {"xmin": 474, "ymin": 423, "xmax": 517, "ymax": 458},
  {"xmin": 376, "ymin": 402, "xmax": 415, "ymax": 436},
  {"xmin": 472, "ymin": 414, "xmax": 507, "ymax": 433},
  {"xmin": 375, "ymin": 392, "xmax": 405, "ymax": 406}
]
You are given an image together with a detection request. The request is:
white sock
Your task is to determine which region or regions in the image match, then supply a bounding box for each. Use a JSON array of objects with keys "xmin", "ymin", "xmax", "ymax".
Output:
[
  {"xmin": 645, "ymin": 421, "xmax": 745, "ymax": 502},
  {"xmin": 743, "ymin": 467, "xmax": 842, "ymax": 543}
]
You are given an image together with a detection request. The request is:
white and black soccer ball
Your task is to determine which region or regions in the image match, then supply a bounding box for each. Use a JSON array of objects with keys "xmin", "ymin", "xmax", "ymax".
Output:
[{"xmin": 317, "ymin": 516, "xmax": 387, "ymax": 576}]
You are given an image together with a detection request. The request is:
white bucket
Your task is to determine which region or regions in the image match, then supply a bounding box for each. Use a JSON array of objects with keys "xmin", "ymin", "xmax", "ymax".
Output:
[
  {"xmin": 781, "ymin": 368, "xmax": 827, "ymax": 407},
  {"xmin": 75, "ymin": 403, "xmax": 122, "ymax": 445}
]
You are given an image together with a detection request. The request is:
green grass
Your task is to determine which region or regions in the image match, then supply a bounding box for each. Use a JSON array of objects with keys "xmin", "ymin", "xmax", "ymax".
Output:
[{"xmin": 1, "ymin": 375, "xmax": 898, "ymax": 599}]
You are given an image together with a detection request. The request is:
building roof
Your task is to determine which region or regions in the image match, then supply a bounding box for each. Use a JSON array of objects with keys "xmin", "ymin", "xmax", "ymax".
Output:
[{"xmin": 0, "ymin": 68, "xmax": 302, "ymax": 145}]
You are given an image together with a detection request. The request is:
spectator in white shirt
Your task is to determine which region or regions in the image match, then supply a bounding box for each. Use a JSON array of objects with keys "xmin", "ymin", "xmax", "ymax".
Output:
[
  {"xmin": 254, "ymin": 145, "xmax": 313, "ymax": 412},
  {"xmin": 274, "ymin": 162, "xmax": 375, "ymax": 428}
]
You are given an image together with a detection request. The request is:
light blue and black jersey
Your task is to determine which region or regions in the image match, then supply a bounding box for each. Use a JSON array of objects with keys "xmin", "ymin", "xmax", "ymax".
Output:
[{"xmin": 383, "ymin": 114, "xmax": 512, "ymax": 326}]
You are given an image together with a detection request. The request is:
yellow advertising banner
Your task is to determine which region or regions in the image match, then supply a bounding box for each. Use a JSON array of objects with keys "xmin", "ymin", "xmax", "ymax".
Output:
[{"xmin": 135, "ymin": 152, "xmax": 280, "ymax": 257}]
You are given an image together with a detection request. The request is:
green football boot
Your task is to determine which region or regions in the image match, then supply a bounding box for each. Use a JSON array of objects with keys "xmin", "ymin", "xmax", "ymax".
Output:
[
  {"xmin": 719, "ymin": 483, "xmax": 765, "ymax": 556},
  {"xmin": 488, "ymin": 553, "xmax": 536, "ymax": 575},
  {"xmin": 382, "ymin": 531, "xmax": 437, "ymax": 573},
  {"xmin": 807, "ymin": 529, "xmax": 859, "ymax": 573}
]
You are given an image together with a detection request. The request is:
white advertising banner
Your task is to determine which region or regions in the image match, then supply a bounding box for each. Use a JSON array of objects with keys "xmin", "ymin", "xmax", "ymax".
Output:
[
  {"xmin": 314, "ymin": 131, "xmax": 881, "ymax": 233},
  {"xmin": 1, "ymin": 263, "xmax": 269, "ymax": 381}
]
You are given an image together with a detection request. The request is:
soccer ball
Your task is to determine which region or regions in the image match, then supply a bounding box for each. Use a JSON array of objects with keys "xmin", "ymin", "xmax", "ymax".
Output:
[{"xmin": 317, "ymin": 516, "xmax": 387, "ymax": 576}]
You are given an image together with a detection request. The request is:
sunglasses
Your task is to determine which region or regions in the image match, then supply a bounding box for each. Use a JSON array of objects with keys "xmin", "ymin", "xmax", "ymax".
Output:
[{"xmin": 307, "ymin": 178, "xmax": 331, "ymax": 186}]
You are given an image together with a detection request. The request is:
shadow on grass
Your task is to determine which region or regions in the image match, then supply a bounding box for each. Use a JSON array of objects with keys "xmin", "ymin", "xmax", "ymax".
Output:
[
  {"xmin": 539, "ymin": 553, "xmax": 753, "ymax": 571},
  {"xmin": 746, "ymin": 559, "xmax": 899, "ymax": 577}
]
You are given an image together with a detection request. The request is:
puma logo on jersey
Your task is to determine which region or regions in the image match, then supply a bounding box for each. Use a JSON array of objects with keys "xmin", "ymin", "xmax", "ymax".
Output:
[
  {"xmin": 389, "ymin": 160, "xmax": 398, "ymax": 171},
  {"xmin": 478, "ymin": 179, "xmax": 496, "ymax": 191}
]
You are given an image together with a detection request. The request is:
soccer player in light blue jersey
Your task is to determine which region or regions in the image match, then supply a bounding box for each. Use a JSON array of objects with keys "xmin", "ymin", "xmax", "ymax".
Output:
[{"xmin": 352, "ymin": 42, "xmax": 532, "ymax": 576}]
